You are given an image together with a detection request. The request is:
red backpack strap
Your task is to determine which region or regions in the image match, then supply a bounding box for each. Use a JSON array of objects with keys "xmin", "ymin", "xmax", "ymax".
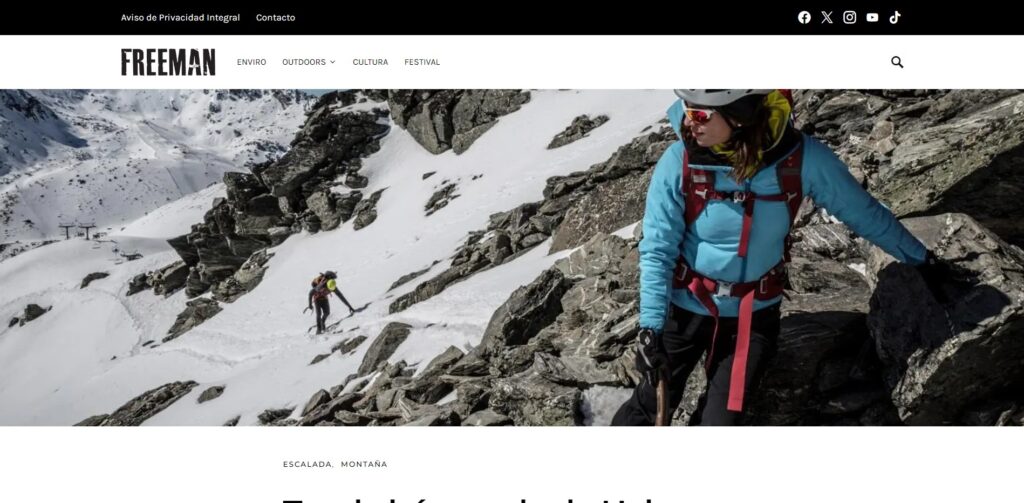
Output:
[
  {"xmin": 776, "ymin": 140, "xmax": 804, "ymax": 261},
  {"xmin": 675, "ymin": 148, "xmax": 714, "ymax": 288},
  {"xmin": 681, "ymin": 148, "xmax": 713, "ymax": 225}
]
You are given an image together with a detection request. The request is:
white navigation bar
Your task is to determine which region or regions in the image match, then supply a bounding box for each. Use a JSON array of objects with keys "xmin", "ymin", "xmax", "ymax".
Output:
[{"xmin": 0, "ymin": 35, "xmax": 1021, "ymax": 88}]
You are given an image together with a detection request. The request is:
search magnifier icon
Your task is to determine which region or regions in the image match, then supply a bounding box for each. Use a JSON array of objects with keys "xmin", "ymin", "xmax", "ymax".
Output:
[{"xmin": 891, "ymin": 56, "xmax": 904, "ymax": 68}]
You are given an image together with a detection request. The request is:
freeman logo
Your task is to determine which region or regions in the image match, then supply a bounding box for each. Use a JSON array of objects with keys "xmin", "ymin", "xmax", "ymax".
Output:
[{"xmin": 120, "ymin": 49, "xmax": 216, "ymax": 76}]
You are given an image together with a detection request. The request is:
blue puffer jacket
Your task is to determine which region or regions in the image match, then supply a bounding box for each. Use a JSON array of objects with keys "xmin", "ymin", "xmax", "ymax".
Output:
[{"xmin": 638, "ymin": 100, "xmax": 928, "ymax": 331}]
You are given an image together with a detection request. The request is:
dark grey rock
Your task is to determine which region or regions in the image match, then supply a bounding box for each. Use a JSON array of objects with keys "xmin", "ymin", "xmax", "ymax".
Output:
[
  {"xmin": 299, "ymin": 393, "xmax": 363, "ymax": 426},
  {"xmin": 332, "ymin": 335, "xmax": 368, "ymax": 355},
  {"xmin": 389, "ymin": 90, "xmax": 529, "ymax": 155},
  {"xmin": 548, "ymin": 114, "xmax": 610, "ymax": 149},
  {"xmin": 475, "ymin": 269, "xmax": 571, "ymax": 358},
  {"xmin": 19, "ymin": 304, "xmax": 50, "ymax": 325},
  {"xmin": 402, "ymin": 346, "xmax": 465, "ymax": 404},
  {"xmin": 306, "ymin": 190, "xmax": 343, "ymax": 231},
  {"xmin": 150, "ymin": 261, "xmax": 190, "ymax": 297},
  {"xmin": 197, "ymin": 385, "xmax": 225, "ymax": 404},
  {"xmin": 353, "ymin": 188, "xmax": 386, "ymax": 230},
  {"xmin": 258, "ymin": 408, "xmax": 294, "ymax": 425},
  {"xmin": 357, "ymin": 322, "xmax": 412, "ymax": 376},
  {"xmin": 211, "ymin": 250, "xmax": 274, "ymax": 303},
  {"xmin": 517, "ymin": 233, "xmax": 548, "ymax": 249},
  {"xmin": 865, "ymin": 213, "xmax": 1024, "ymax": 425},
  {"xmin": 425, "ymin": 183, "xmax": 458, "ymax": 216},
  {"xmin": 164, "ymin": 298, "xmax": 222, "ymax": 342},
  {"xmin": 85, "ymin": 381, "xmax": 198, "ymax": 426},
  {"xmin": 80, "ymin": 272, "xmax": 109, "ymax": 289},
  {"xmin": 302, "ymin": 389, "xmax": 332, "ymax": 416}
]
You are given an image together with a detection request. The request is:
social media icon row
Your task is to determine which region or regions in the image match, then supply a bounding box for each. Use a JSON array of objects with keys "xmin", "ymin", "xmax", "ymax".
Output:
[{"xmin": 798, "ymin": 11, "xmax": 901, "ymax": 25}]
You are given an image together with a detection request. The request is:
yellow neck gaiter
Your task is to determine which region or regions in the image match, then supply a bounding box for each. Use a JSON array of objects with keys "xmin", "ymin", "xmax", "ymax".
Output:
[{"xmin": 711, "ymin": 90, "xmax": 792, "ymax": 179}]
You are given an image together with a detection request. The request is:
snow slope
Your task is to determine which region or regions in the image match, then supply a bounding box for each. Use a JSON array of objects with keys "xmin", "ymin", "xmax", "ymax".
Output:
[
  {"xmin": 0, "ymin": 89, "xmax": 674, "ymax": 425},
  {"xmin": 0, "ymin": 90, "xmax": 314, "ymax": 243}
]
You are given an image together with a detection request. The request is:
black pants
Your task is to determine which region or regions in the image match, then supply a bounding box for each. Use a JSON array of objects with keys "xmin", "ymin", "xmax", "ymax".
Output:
[
  {"xmin": 611, "ymin": 303, "xmax": 781, "ymax": 426},
  {"xmin": 314, "ymin": 297, "xmax": 331, "ymax": 334}
]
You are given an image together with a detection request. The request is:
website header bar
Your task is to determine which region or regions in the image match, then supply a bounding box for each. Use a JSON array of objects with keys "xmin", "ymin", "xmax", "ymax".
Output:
[{"xmin": 2, "ymin": 35, "xmax": 1022, "ymax": 88}]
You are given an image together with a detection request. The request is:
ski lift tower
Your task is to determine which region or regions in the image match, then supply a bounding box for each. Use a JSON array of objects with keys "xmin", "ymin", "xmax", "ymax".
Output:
[
  {"xmin": 79, "ymin": 223, "xmax": 97, "ymax": 240},
  {"xmin": 58, "ymin": 222, "xmax": 77, "ymax": 240}
]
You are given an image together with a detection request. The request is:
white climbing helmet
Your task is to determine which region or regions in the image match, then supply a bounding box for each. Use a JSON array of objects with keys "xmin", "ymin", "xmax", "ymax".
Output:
[{"xmin": 673, "ymin": 89, "xmax": 773, "ymax": 107}]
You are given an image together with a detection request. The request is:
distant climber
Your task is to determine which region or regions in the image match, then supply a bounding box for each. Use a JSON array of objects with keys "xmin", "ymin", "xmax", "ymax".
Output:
[{"xmin": 305, "ymin": 271, "xmax": 355, "ymax": 334}]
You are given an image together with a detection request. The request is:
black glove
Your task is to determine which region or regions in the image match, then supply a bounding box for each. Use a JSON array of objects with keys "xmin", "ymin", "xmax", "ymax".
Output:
[
  {"xmin": 916, "ymin": 250, "xmax": 954, "ymax": 303},
  {"xmin": 635, "ymin": 328, "xmax": 669, "ymax": 383}
]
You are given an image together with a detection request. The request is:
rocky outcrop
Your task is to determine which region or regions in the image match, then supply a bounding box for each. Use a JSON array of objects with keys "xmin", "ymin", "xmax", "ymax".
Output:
[
  {"xmin": 309, "ymin": 334, "xmax": 371, "ymax": 366},
  {"xmin": 256, "ymin": 94, "xmax": 390, "ymax": 197},
  {"xmin": 168, "ymin": 90, "xmax": 390, "ymax": 302},
  {"xmin": 77, "ymin": 381, "xmax": 198, "ymax": 426},
  {"xmin": 124, "ymin": 261, "xmax": 191, "ymax": 298},
  {"xmin": 424, "ymin": 183, "xmax": 458, "ymax": 216},
  {"xmin": 357, "ymin": 322, "xmax": 412, "ymax": 376},
  {"xmin": 401, "ymin": 346, "xmax": 464, "ymax": 404},
  {"xmin": 353, "ymin": 188, "xmax": 385, "ymax": 230},
  {"xmin": 197, "ymin": 385, "xmax": 225, "ymax": 404},
  {"xmin": 305, "ymin": 190, "xmax": 346, "ymax": 231},
  {"xmin": 549, "ymin": 171, "xmax": 648, "ymax": 252},
  {"xmin": 388, "ymin": 90, "xmax": 530, "ymax": 155},
  {"xmin": 258, "ymin": 407, "xmax": 295, "ymax": 425},
  {"xmin": 164, "ymin": 298, "xmax": 222, "ymax": 342},
  {"xmin": 211, "ymin": 250, "xmax": 274, "ymax": 303},
  {"xmin": 150, "ymin": 261, "xmax": 189, "ymax": 297},
  {"xmin": 795, "ymin": 90, "xmax": 1024, "ymax": 249},
  {"xmin": 548, "ymin": 114, "xmax": 609, "ymax": 149},
  {"xmin": 474, "ymin": 269, "xmax": 572, "ymax": 359},
  {"xmin": 298, "ymin": 392, "xmax": 364, "ymax": 426},
  {"xmin": 80, "ymin": 272, "xmax": 109, "ymax": 288},
  {"xmin": 865, "ymin": 213, "xmax": 1024, "ymax": 425},
  {"xmin": 302, "ymin": 390, "xmax": 331, "ymax": 416},
  {"xmin": 17, "ymin": 303, "xmax": 50, "ymax": 326},
  {"xmin": 127, "ymin": 273, "xmax": 150, "ymax": 296},
  {"xmin": 11, "ymin": 304, "xmax": 51, "ymax": 327}
]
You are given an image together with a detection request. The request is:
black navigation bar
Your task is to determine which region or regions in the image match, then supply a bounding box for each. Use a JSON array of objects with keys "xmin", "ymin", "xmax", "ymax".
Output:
[{"xmin": 2, "ymin": 6, "xmax": 1022, "ymax": 35}]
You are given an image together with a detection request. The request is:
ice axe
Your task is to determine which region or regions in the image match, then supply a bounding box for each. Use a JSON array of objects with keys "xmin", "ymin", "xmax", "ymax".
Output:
[{"xmin": 655, "ymin": 368, "xmax": 670, "ymax": 426}]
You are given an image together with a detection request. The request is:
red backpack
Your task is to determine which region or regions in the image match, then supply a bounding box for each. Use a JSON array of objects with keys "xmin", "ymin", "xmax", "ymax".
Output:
[{"xmin": 311, "ymin": 274, "xmax": 330, "ymax": 300}]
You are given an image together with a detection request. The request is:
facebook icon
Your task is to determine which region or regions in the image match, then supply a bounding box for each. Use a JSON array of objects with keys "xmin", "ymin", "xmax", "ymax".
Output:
[{"xmin": 797, "ymin": 11, "xmax": 812, "ymax": 24}]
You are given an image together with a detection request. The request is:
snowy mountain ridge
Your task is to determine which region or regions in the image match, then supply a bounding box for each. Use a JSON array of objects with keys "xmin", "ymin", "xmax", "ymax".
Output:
[{"xmin": 0, "ymin": 89, "xmax": 316, "ymax": 245}]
